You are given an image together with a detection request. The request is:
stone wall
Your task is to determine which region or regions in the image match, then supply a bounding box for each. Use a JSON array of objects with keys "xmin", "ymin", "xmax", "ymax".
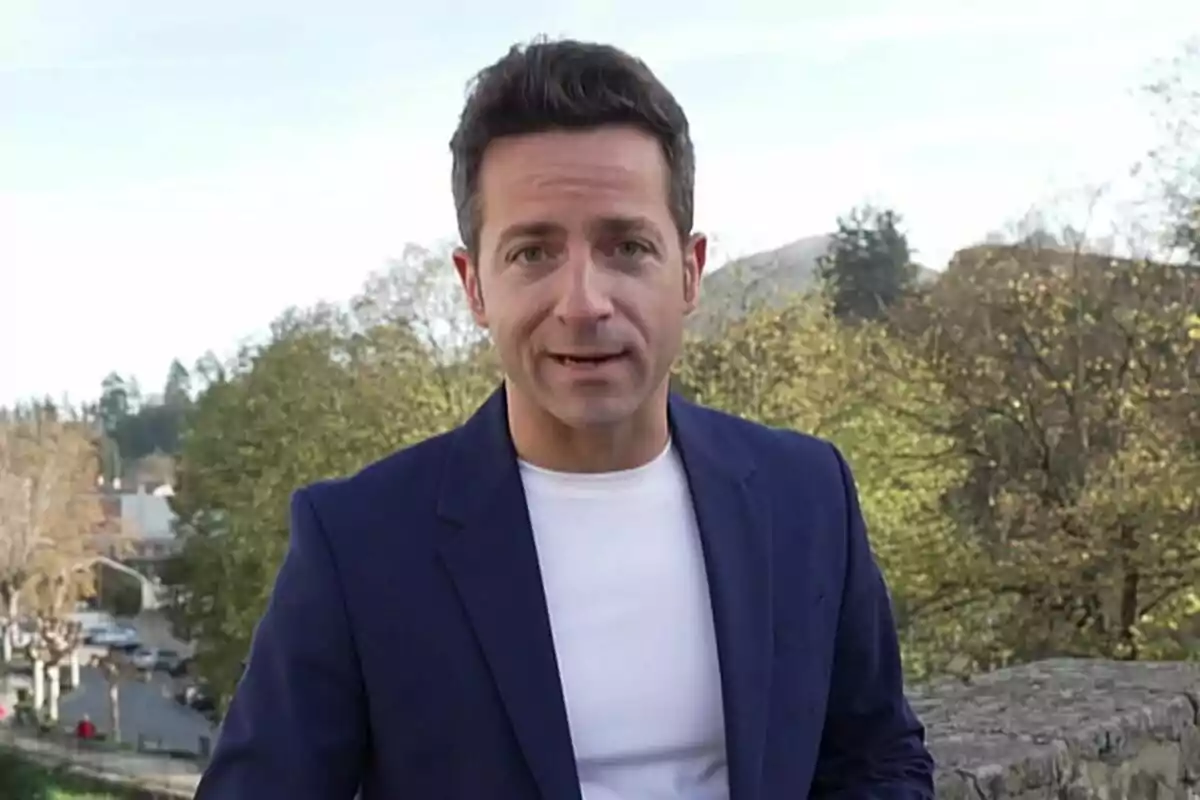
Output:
[
  {"xmin": 921, "ymin": 659, "xmax": 1200, "ymax": 800},
  {"xmin": 4, "ymin": 658, "xmax": 1195, "ymax": 798}
]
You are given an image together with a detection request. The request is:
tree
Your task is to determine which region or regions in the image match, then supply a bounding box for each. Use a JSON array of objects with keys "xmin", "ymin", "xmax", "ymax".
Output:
[
  {"xmin": 97, "ymin": 374, "xmax": 131, "ymax": 436},
  {"xmin": 816, "ymin": 204, "xmax": 917, "ymax": 322},
  {"xmin": 21, "ymin": 612, "xmax": 82, "ymax": 725},
  {"xmin": 113, "ymin": 402, "xmax": 186, "ymax": 463},
  {"xmin": 92, "ymin": 649, "xmax": 139, "ymax": 743},
  {"xmin": 888, "ymin": 236, "xmax": 1200, "ymax": 664},
  {"xmin": 163, "ymin": 359, "xmax": 193, "ymax": 410},
  {"xmin": 171, "ymin": 246, "xmax": 498, "ymax": 706},
  {"xmin": 94, "ymin": 361, "xmax": 194, "ymax": 482},
  {"xmin": 1145, "ymin": 37, "xmax": 1200, "ymax": 263},
  {"xmin": 676, "ymin": 295, "xmax": 979, "ymax": 678},
  {"xmin": 0, "ymin": 406, "xmax": 106, "ymax": 664}
]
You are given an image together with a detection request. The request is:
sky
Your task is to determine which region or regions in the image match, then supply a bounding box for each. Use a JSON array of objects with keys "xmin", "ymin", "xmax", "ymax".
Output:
[{"xmin": 1, "ymin": 0, "xmax": 1196, "ymax": 405}]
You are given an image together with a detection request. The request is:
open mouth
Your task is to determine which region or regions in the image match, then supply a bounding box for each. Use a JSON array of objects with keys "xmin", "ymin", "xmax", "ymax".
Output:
[{"xmin": 549, "ymin": 351, "xmax": 626, "ymax": 367}]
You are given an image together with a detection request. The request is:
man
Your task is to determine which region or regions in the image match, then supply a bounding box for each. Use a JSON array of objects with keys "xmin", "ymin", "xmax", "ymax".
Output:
[
  {"xmin": 195, "ymin": 38, "xmax": 934, "ymax": 800},
  {"xmin": 75, "ymin": 713, "xmax": 97, "ymax": 741}
]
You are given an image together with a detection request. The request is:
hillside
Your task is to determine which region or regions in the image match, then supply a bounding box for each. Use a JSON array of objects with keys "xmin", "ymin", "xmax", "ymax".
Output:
[
  {"xmin": 689, "ymin": 235, "xmax": 939, "ymax": 333},
  {"xmin": 688, "ymin": 235, "xmax": 833, "ymax": 333}
]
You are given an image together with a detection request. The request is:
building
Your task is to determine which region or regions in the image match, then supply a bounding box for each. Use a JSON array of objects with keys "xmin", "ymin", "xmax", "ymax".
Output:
[
  {"xmin": 95, "ymin": 481, "xmax": 182, "ymax": 564},
  {"xmin": 120, "ymin": 484, "xmax": 181, "ymax": 561}
]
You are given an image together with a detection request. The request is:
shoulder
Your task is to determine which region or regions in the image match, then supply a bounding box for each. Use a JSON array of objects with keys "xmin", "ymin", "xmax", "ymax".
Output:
[
  {"xmin": 679, "ymin": 399, "xmax": 846, "ymax": 475},
  {"xmin": 297, "ymin": 427, "xmax": 460, "ymax": 527},
  {"xmin": 682, "ymin": 403, "xmax": 861, "ymax": 561},
  {"xmin": 677, "ymin": 400, "xmax": 854, "ymax": 524}
]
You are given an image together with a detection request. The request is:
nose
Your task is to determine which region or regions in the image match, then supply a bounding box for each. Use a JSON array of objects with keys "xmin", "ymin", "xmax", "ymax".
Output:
[{"xmin": 553, "ymin": 249, "xmax": 613, "ymax": 324}]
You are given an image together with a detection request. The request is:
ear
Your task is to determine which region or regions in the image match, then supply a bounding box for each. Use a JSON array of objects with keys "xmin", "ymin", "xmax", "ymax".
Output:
[
  {"xmin": 682, "ymin": 232, "xmax": 707, "ymax": 315},
  {"xmin": 452, "ymin": 247, "xmax": 488, "ymax": 328}
]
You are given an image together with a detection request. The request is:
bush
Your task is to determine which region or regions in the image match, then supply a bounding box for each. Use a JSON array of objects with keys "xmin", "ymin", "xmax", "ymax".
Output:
[
  {"xmin": 0, "ymin": 749, "xmax": 53, "ymax": 800},
  {"xmin": 0, "ymin": 747, "xmax": 149, "ymax": 799}
]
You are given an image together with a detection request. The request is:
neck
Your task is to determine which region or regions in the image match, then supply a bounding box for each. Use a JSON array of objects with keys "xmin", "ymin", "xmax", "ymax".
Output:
[{"xmin": 505, "ymin": 382, "xmax": 670, "ymax": 473}]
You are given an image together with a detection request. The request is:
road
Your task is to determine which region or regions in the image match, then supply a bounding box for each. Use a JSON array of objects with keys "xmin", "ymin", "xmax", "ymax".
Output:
[
  {"xmin": 63, "ymin": 611, "xmax": 213, "ymax": 753},
  {"xmin": 66, "ymin": 609, "xmax": 212, "ymax": 753},
  {"xmin": 58, "ymin": 666, "xmax": 216, "ymax": 753},
  {"xmin": 3, "ymin": 611, "xmax": 216, "ymax": 754},
  {"xmin": 120, "ymin": 610, "xmax": 194, "ymax": 656}
]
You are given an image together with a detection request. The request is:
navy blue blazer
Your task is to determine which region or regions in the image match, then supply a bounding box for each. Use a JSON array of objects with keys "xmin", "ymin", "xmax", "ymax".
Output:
[{"xmin": 195, "ymin": 389, "xmax": 934, "ymax": 799}]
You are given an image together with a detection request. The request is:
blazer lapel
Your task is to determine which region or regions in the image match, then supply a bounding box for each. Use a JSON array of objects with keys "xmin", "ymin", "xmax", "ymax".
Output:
[
  {"xmin": 435, "ymin": 388, "xmax": 582, "ymax": 800},
  {"xmin": 670, "ymin": 395, "xmax": 774, "ymax": 800}
]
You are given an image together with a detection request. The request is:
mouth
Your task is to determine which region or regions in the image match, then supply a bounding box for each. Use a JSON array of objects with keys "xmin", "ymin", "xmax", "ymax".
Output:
[{"xmin": 548, "ymin": 351, "xmax": 628, "ymax": 368}]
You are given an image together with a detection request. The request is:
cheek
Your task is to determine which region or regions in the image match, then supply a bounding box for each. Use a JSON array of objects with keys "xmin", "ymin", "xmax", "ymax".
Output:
[
  {"xmin": 619, "ymin": 282, "xmax": 681, "ymax": 336},
  {"xmin": 483, "ymin": 294, "xmax": 545, "ymax": 353}
]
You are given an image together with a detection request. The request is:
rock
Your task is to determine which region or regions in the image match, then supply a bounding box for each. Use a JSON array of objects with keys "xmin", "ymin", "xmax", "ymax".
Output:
[{"xmin": 919, "ymin": 659, "xmax": 1200, "ymax": 799}]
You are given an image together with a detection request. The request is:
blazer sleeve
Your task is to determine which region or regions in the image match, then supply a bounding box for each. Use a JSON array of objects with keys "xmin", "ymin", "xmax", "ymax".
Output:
[
  {"xmin": 810, "ymin": 444, "xmax": 935, "ymax": 799},
  {"xmin": 194, "ymin": 487, "xmax": 368, "ymax": 800}
]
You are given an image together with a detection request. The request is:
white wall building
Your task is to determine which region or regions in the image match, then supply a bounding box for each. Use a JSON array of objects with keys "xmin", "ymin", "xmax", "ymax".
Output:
[{"xmin": 120, "ymin": 485, "xmax": 180, "ymax": 559}]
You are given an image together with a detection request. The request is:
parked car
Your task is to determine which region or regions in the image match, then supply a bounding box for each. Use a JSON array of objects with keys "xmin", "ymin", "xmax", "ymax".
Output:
[
  {"xmin": 86, "ymin": 624, "xmax": 140, "ymax": 651},
  {"xmin": 168, "ymin": 655, "xmax": 194, "ymax": 678},
  {"xmin": 176, "ymin": 683, "xmax": 217, "ymax": 715},
  {"xmin": 131, "ymin": 647, "xmax": 183, "ymax": 672}
]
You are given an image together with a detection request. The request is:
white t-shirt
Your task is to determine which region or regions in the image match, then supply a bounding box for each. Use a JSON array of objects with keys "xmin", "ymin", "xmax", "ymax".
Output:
[{"xmin": 519, "ymin": 442, "xmax": 729, "ymax": 800}]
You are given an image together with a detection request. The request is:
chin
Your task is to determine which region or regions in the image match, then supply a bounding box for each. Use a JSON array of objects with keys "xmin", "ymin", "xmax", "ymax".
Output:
[{"xmin": 546, "ymin": 394, "xmax": 643, "ymax": 429}]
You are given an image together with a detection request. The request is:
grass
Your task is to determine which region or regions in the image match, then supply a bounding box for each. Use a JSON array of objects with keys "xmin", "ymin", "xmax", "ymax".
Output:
[{"xmin": 0, "ymin": 750, "xmax": 128, "ymax": 800}]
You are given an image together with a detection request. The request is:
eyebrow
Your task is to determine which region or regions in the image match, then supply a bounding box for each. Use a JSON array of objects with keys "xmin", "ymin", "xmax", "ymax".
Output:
[
  {"xmin": 492, "ymin": 216, "xmax": 666, "ymax": 254},
  {"xmin": 494, "ymin": 222, "xmax": 564, "ymax": 253},
  {"xmin": 590, "ymin": 215, "xmax": 663, "ymax": 244}
]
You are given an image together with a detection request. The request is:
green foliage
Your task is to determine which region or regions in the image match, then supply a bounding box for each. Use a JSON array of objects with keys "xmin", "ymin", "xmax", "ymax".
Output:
[
  {"xmin": 93, "ymin": 366, "xmax": 192, "ymax": 484},
  {"xmin": 163, "ymin": 359, "xmax": 192, "ymax": 410},
  {"xmin": 94, "ymin": 568, "xmax": 143, "ymax": 618},
  {"xmin": 887, "ymin": 245, "xmax": 1200, "ymax": 666},
  {"xmin": 0, "ymin": 748, "xmax": 52, "ymax": 800},
  {"xmin": 170, "ymin": 247, "xmax": 498, "ymax": 707},
  {"xmin": 679, "ymin": 233, "xmax": 1200, "ymax": 677},
  {"xmin": 676, "ymin": 295, "xmax": 984, "ymax": 679},
  {"xmin": 816, "ymin": 204, "xmax": 916, "ymax": 322},
  {"xmin": 0, "ymin": 748, "xmax": 138, "ymax": 800}
]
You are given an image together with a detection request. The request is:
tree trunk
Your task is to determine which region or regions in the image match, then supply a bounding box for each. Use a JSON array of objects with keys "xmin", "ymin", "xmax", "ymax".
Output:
[
  {"xmin": 1, "ymin": 592, "xmax": 18, "ymax": 664},
  {"xmin": 47, "ymin": 665, "xmax": 60, "ymax": 723},
  {"xmin": 32, "ymin": 659, "xmax": 45, "ymax": 717},
  {"xmin": 108, "ymin": 682, "xmax": 121, "ymax": 743},
  {"xmin": 1118, "ymin": 523, "xmax": 1141, "ymax": 660},
  {"xmin": 69, "ymin": 650, "xmax": 81, "ymax": 687}
]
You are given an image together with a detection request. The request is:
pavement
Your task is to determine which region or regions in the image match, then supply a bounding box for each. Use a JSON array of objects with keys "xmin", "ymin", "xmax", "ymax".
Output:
[
  {"xmin": 59, "ymin": 666, "xmax": 216, "ymax": 753},
  {"xmin": 1, "ymin": 611, "xmax": 215, "ymax": 754}
]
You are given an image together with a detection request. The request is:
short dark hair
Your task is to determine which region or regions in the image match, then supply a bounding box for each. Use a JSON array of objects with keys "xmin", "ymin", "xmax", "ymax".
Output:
[{"xmin": 449, "ymin": 38, "xmax": 695, "ymax": 255}]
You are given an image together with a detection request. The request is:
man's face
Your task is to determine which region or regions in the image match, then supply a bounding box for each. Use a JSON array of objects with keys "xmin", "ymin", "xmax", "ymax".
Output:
[{"xmin": 453, "ymin": 125, "xmax": 706, "ymax": 430}]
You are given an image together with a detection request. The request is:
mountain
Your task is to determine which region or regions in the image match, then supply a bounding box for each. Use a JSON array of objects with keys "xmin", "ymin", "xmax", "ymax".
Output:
[
  {"xmin": 688, "ymin": 235, "xmax": 833, "ymax": 333},
  {"xmin": 688, "ymin": 234, "xmax": 940, "ymax": 334}
]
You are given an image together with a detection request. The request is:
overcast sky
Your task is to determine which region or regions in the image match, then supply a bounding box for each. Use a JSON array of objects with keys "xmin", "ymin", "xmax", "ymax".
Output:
[{"xmin": 1, "ymin": 0, "xmax": 1195, "ymax": 404}]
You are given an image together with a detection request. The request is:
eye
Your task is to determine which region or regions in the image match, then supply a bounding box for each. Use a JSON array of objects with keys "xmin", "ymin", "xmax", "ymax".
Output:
[
  {"xmin": 510, "ymin": 244, "xmax": 550, "ymax": 265},
  {"xmin": 615, "ymin": 239, "xmax": 652, "ymax": 258}
]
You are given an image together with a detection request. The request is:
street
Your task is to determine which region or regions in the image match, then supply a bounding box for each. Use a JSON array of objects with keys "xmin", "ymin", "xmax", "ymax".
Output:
[
  {"xmin": 58, "ymin": 665, "xmax": 216, "ymax": 754},
  {"xmin": 1, "ymin": 611, "xmax": 216, "ymax": 755}
]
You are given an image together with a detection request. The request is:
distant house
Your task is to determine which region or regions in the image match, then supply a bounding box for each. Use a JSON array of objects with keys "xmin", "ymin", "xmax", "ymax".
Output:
[{"xmin": 118, "ymin": 484, "xmax": 181, "ymax": 561}]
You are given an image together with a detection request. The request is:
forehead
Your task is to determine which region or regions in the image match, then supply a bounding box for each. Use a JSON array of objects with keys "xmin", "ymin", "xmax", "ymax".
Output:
[{"xmin": 476, "ymin": 126, "xmax": 671, "ymax": 235}]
